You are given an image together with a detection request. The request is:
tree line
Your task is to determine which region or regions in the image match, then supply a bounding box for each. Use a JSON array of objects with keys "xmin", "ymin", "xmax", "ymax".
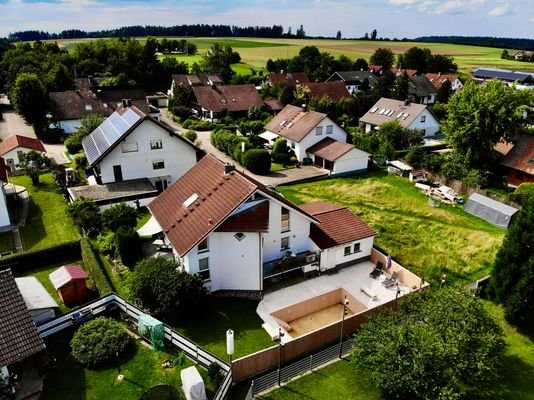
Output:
[{"xmin": 416, "ymin": 35, "xmax": 534, "ymax": 51}]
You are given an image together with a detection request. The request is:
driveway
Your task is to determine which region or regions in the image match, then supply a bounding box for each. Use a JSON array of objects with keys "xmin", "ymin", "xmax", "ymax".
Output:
[
  {"xmin": 160, "ymin": 109, "xmax": 329, "ymax": 186},
  {"xmin": 0, "ymin": 109, "xmax": 36, "ymax": 140}
]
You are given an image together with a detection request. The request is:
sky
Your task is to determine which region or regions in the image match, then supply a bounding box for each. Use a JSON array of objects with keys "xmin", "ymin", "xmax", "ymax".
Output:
[{"xmin": 0, "ymin": 0, "xmax": 532, "ymax": 39}]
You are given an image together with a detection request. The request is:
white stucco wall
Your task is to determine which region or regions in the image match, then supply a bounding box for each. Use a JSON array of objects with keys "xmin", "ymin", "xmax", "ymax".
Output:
[
  {"xmin": 319, "ymin": 236, "xmax": 374, "ymax": 271},
  {"xmin": 451, "ymin": 79, "xmax": 463, "ymax": 91},
  {"xmin": 332, "ymin": 149, "xmax": 370, "ymax": 175},
  {"xmin": 407, "ymin": 108, "xmax": 440, "ymax": 137},
  {"xmin": 98, "ymin": 120, "xmax": 197, "ymax": 184},
  {"xmin": 292, "ymin": 117, "xmax": 347, "ymax": 161},
  {"xmin": 0, "ymin": 186, "xmax": 11, "ymax": 232}
]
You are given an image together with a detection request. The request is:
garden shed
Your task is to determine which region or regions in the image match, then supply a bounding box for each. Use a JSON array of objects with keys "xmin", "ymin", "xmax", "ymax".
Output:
[
  {"xmin": 15, "ymin": 277, "xmax": 58, "ymax": 325},
  {"xmin": 49, "ymin": 265, "xmax": 88, "ymax": 307},
  {"xmin": 465, "ymin": 193, "xmax": 519, "ymax": 228}
]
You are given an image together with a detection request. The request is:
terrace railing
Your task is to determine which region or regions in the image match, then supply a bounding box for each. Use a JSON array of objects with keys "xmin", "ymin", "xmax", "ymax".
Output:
[{"xmin": 37, "ymin": 293, "xmax": 232, "ymax": 400}]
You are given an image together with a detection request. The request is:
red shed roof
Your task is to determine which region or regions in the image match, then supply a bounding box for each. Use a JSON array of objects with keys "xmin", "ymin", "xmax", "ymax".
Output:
[
  {"xmin": 500, "ymin": 135, "xmax": 534, "ymax": 177},
  {"xmin": 301, "ymin": 81, "xmax": 351, "ymax": 102},
  {"xmin": 0, "ymin": 135, "xmax": 46, "ymax": 156},
  {"xmin": 267, "ymin": 72, "xmax": 310, "ymax": 87},
  {"xmin": 192, "ymin": 84, "xmax": 263, "ymax": 113},
  {"xmin": 306, "ymin": 137, "xmax": 357, "ymax": 161},
  {"xmin": 300, "ymin": 202, "xmax": 376, "ymax": 250},
  {"xmin": 49, "ymin": 265, "xmax": 88, "ymax": 290}
]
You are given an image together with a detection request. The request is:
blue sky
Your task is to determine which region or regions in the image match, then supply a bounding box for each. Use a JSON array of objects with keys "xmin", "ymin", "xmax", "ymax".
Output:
[{"xmin": 0, "ymin": 0, "xmax": 532, "ymax": 38}]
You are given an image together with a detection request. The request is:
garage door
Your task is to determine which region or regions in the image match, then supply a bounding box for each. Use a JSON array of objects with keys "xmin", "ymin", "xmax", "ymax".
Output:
[{"xmin": 314, "ymin": 156, "xmax": 324, "ymax": 168}]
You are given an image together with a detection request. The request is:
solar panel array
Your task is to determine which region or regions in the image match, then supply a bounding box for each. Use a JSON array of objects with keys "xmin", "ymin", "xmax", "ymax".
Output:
[{"xmin": 83, "ymin": 108, "xmax": 143, "ymax": 165}]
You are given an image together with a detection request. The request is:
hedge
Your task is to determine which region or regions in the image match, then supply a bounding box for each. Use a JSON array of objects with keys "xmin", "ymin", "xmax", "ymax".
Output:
[
  {"xmin": 243, "ymin": 149, "xmax": 271, "ymax": 175},
  {"xmin": 0, "ymin": 240, "xmax": 81, "ymax": 274},
  {"xmin": 80, "ymin": 238, "xmax": 113, "ymax": 295}
]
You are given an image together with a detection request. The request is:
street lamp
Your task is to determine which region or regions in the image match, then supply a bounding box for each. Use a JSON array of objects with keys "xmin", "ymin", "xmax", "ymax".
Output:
[
  {"xmin": 116, "ymin": 351, "xmax": 124, "ymax": 382},
  {"xmin": 226, "ymin": 329, "xmax": 234, "ymax": 366},
  {"xmin": 339, "ymin": 296, "xmax": 349, "ymax": 358},
  {"xmin": 278, "ymin": 327, "xmax": 285, "ymax": 386}
]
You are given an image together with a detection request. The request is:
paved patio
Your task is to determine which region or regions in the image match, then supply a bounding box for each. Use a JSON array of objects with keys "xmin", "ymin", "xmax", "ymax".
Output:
[{"xmin": 257, "ymin": 261, "xmax": 412, "ymax": 340}]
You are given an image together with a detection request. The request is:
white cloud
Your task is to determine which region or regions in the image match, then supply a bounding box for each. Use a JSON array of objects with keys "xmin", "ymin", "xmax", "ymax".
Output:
[
  {"xmin": 388, "ymin": 0, "xmax": 419, "ymax": 5},
  {"xmin": 418, "ymin": 0, "xmax": 437, "ymax": 12},
  {"xmin": 488, "ymin": 3, "xmax": 509, "ymax": 16},
  {"xmin": 434, "ymin": 0, "xmax": 463, "ymax": 14}
]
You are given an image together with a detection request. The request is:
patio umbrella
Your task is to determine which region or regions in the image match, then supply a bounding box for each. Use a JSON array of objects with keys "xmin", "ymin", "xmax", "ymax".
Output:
[{"xmin": 386, "ymin": 254, "xmax": 392, "ymax": 269}]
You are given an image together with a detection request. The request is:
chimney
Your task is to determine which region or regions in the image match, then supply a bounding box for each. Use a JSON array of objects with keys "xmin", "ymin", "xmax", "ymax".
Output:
[
  {"xmin": 224, "ymin": 163, "xmax": 235, "ymax": 175},
  {"xmin": 122, "ymin": 99, "xmax": 127, "ymax": 107},
  {"xmin": 438, "ymin": 72, "xmax": 441, "ymax": 77},
  {"xmin": 280, "ymin": 69, "xmax": 284, "ymax": 75}
]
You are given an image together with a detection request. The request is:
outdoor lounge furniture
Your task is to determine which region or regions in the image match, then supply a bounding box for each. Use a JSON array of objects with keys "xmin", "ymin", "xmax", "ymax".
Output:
[
  {"xmin": 382, "ymin": 271, "xmax": 399, "ymax": 288},
  {"xmin": 369, "ymin": 262, "xmax": 383, "ymax": 279},
  {"xmin": 360, "ymin": 286, "xmax": 378, "ymax": 301}
]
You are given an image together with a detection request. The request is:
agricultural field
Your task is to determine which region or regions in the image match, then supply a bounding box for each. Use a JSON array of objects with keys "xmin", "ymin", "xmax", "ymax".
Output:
[{"xmin": 51, "ymin": 37, "xmax": 531, "ymax": 77}]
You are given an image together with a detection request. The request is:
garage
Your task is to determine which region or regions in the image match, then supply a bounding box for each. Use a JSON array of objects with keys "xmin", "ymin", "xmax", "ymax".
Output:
[{"xmin": 307, "ymin": 138, "xmax": 370, "ymax": 176}]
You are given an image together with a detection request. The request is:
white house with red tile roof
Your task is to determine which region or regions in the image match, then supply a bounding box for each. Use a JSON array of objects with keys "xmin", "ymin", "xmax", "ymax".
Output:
[
  {"xmin": 424, "ymin": 73, "xmax": 463, "ymax": 91},
  {"xmin": 148, "ymin": 154, "xmax": 376, "ymax": 293},
  {"xmin": 0, "ymin": 135, "xmax": 46, "ymax": 172}
]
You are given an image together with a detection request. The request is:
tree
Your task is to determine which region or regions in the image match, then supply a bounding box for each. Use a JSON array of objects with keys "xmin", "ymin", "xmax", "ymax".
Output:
[
  {"xmin": 243, "ymin": 149, "xmax": 271, "ymax": 175},
  {"xmin": 202, "ymin": 43, "xmax": 240, "ymax": 83},
  {"xmin": 353, "ymin": 58, "xmax": 369, "ymax": 71},
  {"xmin": 72, "ymin": 152, "xmax": 88, "ymax": 179},
  {"xmin": 401, "ymin": 47, "xmax": 431, "ymax": 72},
  {"xmin": 70, "ymin": 317, "xmax": 130, "ymax": 367},
  {"xmin": 336, "ymin": 31, "xmax": 342, "ymax": 40},
  {"xmin": 296, "ymin": 25, "xmax": 306, "ymax": 38},
  {"xmin": 390, "ymin": 72, "xmax": 409, "ymax": 101},
  {"xmin": 101, "ymin": 203, "xmax": 137, "ymax": 231},
  {"xmin": 489, "ymin": 197, "xmax": 534, "ymax": 328},
  {"xmin": 352, "ymin": 289, "xmax": 505, "ymax": 400},
  {"xmin": 442, "ymin": 81, "xmax": 533, "ymax": 171},
  {"xmin": 247, "ymin": 104, "xmax": 263, "ymax": 120},
  {"xmin": 115, "ymin": 225, "xmax": 141, "ymax": 267},
  {"xmin": 16, "ymin": 150, "xmax": 50, "ymax": 185},
  {"xmin": 10, "ymin": 72, "xmax": 47, "ymax": 124},
  {"xmin": 436, "ymin": 79, "xmax": 453, "ymax": 103},
  {"xmin": 169, "ymin": 82, "xmax": 192, "ymax": 108},
  {"xmin": 66, "ymin": 197, "xmax": 100, "ymax": 232},
  {"xmin": 371, "ymin": 29, "xmax": 377, "ymax": 40},
  {"xmin": 501, "ymin": 49, "xmax": 510, "ymax": 59},
  {"xmin": 293, "ymin": 84, "xmax": 311, "ymax": 106},
  {"xmin": 128, "ymin": 257, "xmax": 207, "ymax": 319},
  {"xmin": 65, "ymin": 114, "xmax": 105, "ymax": 155},
  {"xmin": 370, "ymin": 48, "xmax": 394, "ymax": 69}
]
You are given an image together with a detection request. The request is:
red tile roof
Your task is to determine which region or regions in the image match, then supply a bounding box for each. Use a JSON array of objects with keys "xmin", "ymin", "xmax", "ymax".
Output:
[
  {"xmin": 301, "ymin": 81, "xmax": 351, "ymax": 102},
  {"xmin": 424, "ymin": 73, "xmax": 461, "ymax": 89},
  {"xmin": 267, "ymin": 72, "xmax": 310, "ymax": 87},
  {"xmin": 0, "ymin": 135, "xmax": 46, "ymax": 156},
  {"xmin": 264, "ymin": 105, "xmax": 327, "ymax": 143},
  {"xmin": 49, "ymin": 265, "xmax": 88, "ymax": 290},
  {"xmin": 306, "ymin": 137, "xmax": 356, "ymax": 161},
  {"xmin": 192, "ymin": 84, "xmax": 264, "ymax": 113},
  {"xmin": 216, "ymin": 201, "xmax": 269, "ymax": 232},
  {"xmin": 500, "ymin": 135, "xmax": 534, "ymax": 176},
  {"xmin": 392, "ymin": 68, "xmax": 418, "ymax": 77},
  {"xmin": 263, "ymin": 99, "xmax": 284, "ymax": 112},
  {"xmin": 368, "ymin": 65, "xmax": 383, "ymax": 74},
  {"xmin": 149, "ymin": 155, "xmax": 317, "ymax": 255},
  {"xmin": 300, "ymin": 202, "xmax": 376, "ymax": 250},
  {"xmin": 172, "ymin": 74, "xmax": 224, "ymax": 88}
]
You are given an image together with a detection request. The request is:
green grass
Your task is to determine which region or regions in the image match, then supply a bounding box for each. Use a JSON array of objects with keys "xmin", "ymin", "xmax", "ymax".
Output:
[
  {"xmin": 135, "ymin": 207, "xmax": 152, "ymax": 231},
  {"xmin": 259, "ymin": 359, "xmax": 381, "ymax": 400},
  {"xmin": 41, "ymin": 330, "xmax": 217, "ymax": 400},
  {"xmin": 172, "ymin": 297, "xmax": 273, "ymax": 360},
  {"xmin": 0, "ymin": 231, "xmax": 15, "ymax": 254},
  {"xmin": 9, "ymin": 173, "xmax": 79, "ymax": 251},
  {"xmin": 17, "ymin": 259, "xmax": 86, "ymax": 313},
  {"xmin": 271, "ymin": 163, "xmax": 297, "ymax": 172},
  {"xmin": 279, "ymin": 171, "xmax": 505, "ymax": 285}
]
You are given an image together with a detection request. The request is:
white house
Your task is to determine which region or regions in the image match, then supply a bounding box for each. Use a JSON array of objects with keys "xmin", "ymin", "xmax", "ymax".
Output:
[
  {"xmin": 82, "ymin": 104, "xmax": 203, "ymax": 189},
  {"xmin": 262, "ymin": 105, "xmax": 348, "ymax": 161},
  {"xmin": 148, "ymin": 155, "xmax": 376, "ymax": 293},
  {"xmin": 0, "ymin": 135, "xmax": 46, "ymax": 172},
  {"xmin": 359, "ymin": 98, "xmax": 440, "ymax": 137},
  {"xmin": 326, "ymin": 71, "xmax": 378, "ymax": 94},
  {"xmin": 425, "ymin": 73, "xmax": 464, "ymax": 91}
]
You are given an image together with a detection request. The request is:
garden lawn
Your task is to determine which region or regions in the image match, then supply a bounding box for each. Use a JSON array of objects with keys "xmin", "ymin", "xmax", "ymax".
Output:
[
  {"xmin": 172, "ymin": 297, "xmax": 273, "ymax": 360},
  {"xmin": 279, "ymin": 172, "xmax": 505, "ymax": 286},
  {"xmin": 41, "ymin": 330, "xmax": 217, "ymax": 400},
  {"xmin": 0, "ymin": 231, "xmax": 15, "ymax": 254},
  {"xmin": 271, "ymin": 163, "xmax": 297, "ymax": 172},
  {"xmin": 258, "ymin": 359, "xmax": 381, "ymax": 400},
  {"xmin": 10, "ymin": 173, "xmax": 79, "ymax": 251}
]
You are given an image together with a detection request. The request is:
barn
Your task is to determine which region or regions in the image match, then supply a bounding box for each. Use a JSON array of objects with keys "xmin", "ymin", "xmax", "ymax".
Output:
[{"xmin": 49, "ymin": 265, "xmax": 88, "ymax": 307}]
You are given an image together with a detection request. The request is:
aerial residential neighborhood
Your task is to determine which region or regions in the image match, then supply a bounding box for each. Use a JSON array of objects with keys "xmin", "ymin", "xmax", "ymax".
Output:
[{"xmin": 0, "ymin": 3, "xmax": 533, "ymax": 400}]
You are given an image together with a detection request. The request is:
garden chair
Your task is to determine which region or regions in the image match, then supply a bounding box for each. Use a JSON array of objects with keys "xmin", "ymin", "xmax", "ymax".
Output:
[
  {"xmin": 369, "ymin": 262, "xmax": 383, "ymax": 279},
  {"xmin": 382, "ymin": 271, "xmax": 399, "ymax": 288}
]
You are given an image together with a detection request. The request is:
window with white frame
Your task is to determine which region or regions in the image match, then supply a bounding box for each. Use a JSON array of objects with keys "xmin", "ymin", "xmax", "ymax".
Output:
[
  {"xmin": 326, "ymin": 125, "xmax": 333, "ymax": 134},
  {"xmin": 344, "ymin": 246, "xmax": 351, "ymax": 256},
  {"xmin": 198, "ymin": 238, "xmax": 208, "ymax": 253},
  {"xmin": 315, "ymin": 126, "xmax": 323, "ymax": 135},
  {"xmin": 281, "ymin": 236, "xmax": 290, "ymax": 250},
  {"xmin": 420, "ymin": 115, "xmax": 426, "ymax": 123},
  {"xmin": 198, "ymin": 257, "xmax": 210, "ymax": 280},
  {"xmin": 281, "ymin": 207, "xmax": 290, "ymax": 232},
  {"xmin": 150, "ymin": 139, "xmax": 163, "ymax": 150},
  {"xmin": 354, "ymin": 243, "xmax": 361, "ymax": 253},
  {"xmin": 152, "ymin": 160, "xmax": 165, "ymax": 170}
]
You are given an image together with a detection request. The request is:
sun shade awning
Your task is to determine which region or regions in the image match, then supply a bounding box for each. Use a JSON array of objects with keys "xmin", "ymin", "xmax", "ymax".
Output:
[{"xmin": 138, "ymin": 215, "xmax": 163, "ymax": 236}]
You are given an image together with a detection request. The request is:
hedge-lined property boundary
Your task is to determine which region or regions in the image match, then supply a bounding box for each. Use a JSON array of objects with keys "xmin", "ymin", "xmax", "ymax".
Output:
[{"xmin": 80, "ymin": 238, "xmax": 113, "ymax": 296}]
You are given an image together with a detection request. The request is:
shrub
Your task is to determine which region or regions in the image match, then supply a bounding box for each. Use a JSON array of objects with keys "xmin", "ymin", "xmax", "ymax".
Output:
[
  {"xmin": 0, "ymin": 240, "xmax": 80, "ymax": 272},
  {"xmin": 289, "ymin": 156, "xmax": 298, "ymax": 165},
  {"xmin": 70, "ymin": 317, "xmax": 131, "ymax": 367},
  {"xmin": 115, "ymin": 226, "xmax": 141, "ymax": 267},
  {"xmin": 211, "ymin": 130, "xmax": 241, "ymax": 155},
  {"xmin": 66, "ymin": 197, "xmax": 101, "ymax": 232},
  {"xmin": 181, "ymin": 119, "xmax": 195, "ymax": 129},
  {"xmin": 207, "ymin": 362, "xmax": 224, "ymax": 387},
  {"xmin": 94, "ymin": 231, "xmax": 116, "ymax": 255},
  {"xmin": 404, "ymin": 145, "xmax": 426, "ymax": 169},
  {"xmin": 272, "ymin": 152, "xmax": 290, "ymax": 165},
  {"xmin": 183, "ymin": 130, "xmax": 197, "ymax": 142},
  {"xmin": 272, "ymin": 138, "xmax": 288, "ymax": 155},
  {"xmin": 101, "ymin": 203, "xmax": 137, "ymax": 232},
  {"xmin": 80, "ymin": 237, "xmax": 112, "ymax": 295},
  {"xmin": 189, "ymin": 120, "xmax": 215, "ymax": 131},
  {"xmin": 170, "ymin": 105, "xmax": 192, "ymax": 120},
  {"xmin": 514, "ymin": 183, "xmax": 534, "ymax": 196},
  {"xmin": 65, "ymin": 134, "xmax": 83, "ymax": 155},
  {"xmin": 243, "ymin": 149, "xmax": 271, "ymax": 175}
]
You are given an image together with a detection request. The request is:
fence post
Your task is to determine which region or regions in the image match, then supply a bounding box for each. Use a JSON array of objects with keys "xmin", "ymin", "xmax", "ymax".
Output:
[
  {"xmin": 309, "ymin": 355, "xmax": 313, "ymax": 372},
  {"xmin": 195, "ymin": 345, "xmax": 199, "ymax": 364},
  {"xmin": 250, "ymin": 380, "xmax": 254, "ymax": 399}
]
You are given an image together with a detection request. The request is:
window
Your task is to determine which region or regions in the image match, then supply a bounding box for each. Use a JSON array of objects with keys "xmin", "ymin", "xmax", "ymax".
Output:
[
  {"xmin": 353, "ymin": 243, "xmax": 361, "ymax": 253},
  {"xmin": 198, "ymin": 257, "xmax": 210, "ymax": 280},
  {"xmin": 150, "ymin": 139, "xmax": 163, "ymax": 150},
  {"xmin": 198, "ymin": 238, "xmax": 208, "ymax": 253},
  {"xmin": 234, "ymin": 233, "xmax": 246, "ymax": 241},
  {"xmin": 121, "ymin": 142, "xmax": 138, "ymax": 153},
  {"xmin": 326, "ymin": 125, "xmax": 333, "ymax": 135},
  {"xmin": 152, "ymin": 160, "xmax": 165, "ymax": 170},
  {"xmin": 315, "ymin": 126, "xmax": 323, "ymax": 136},
  {"xmin": 420, "ymin": 115, "xmax": 426, "ymax": 123},
  {"xmin": 516, "ymin": 171, "xmax": 524, "ymax": 179},
  {"xmin": 290, "ymin": 141, "xmax": 296, "ymax": 149},
  {"xmin": 281, "ymin": 207, "xmax": 290, "ymax": 232},
  {"xmin": 344, "ymin": 246, "xmax": 351, "ymax": 256},
  {"xmin": 281, "ymin": 236, "xmax": 290, "ymax": 250}
]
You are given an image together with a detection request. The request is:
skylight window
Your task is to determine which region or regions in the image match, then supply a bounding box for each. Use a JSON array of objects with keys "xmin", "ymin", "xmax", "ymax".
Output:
[
  {"xmin": 370, "ymin": 107, "xmax": 378, "ymax": 114},
  {"xmin": 183, "ymin": 193, "xmax": 199, "ymax": 208},
  {"xmin": 279, "ymin": 120, "xmax": 287, "ymax": 126}
]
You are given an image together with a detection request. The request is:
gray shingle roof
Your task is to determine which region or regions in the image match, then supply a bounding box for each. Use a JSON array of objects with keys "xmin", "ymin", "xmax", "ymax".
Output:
[
  {"xmin": 0, "ymin": 269, "xmax": 45, "ymax": 366},
  {"xmin": 408, "ymin": 76, "xmax": 437, "ymax": 98},
  {"xmin": 264, "ymin": 105, "xmax": 327, "ymax": 143},
  {"xmin": 359, "ymin": 98, "xmax": 429, "ymax": 128},
  {"xmin": 328, "ymin": 71, "xmax": 378, "ymax": 87}
]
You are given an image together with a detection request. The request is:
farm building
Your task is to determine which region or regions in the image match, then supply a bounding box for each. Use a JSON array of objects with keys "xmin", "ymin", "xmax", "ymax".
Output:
[
  {"xmin": 49, "ymin": 265, "xmax": 88, "ymax": 306},
  {"xmin": 15, "ymin": 277, "xmax": 58, "ymax": 325},
  {"xmin": 464, "ymin": 193, "xmax": 519, "ymax": 229}
]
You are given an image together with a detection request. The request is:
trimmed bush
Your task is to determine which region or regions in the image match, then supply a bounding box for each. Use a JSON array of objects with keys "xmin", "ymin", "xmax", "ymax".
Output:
[
  {"xmin": 101, "ymin": 203, "xmax": 137, "ymax": 232},
  {"xmin": 70, "ymin": 317, "xmax": 131, "ymax": 367},
  {"xmin": 207, "ymin": 362, "xmax": 224, "ymax": 387},
  {"xmin": 183, "ymin": 130, "xmax": 197, "ymax": 142},
  {"xmin": 0, "ymin": 240, "xmax": 80, "ymax": 272},
  {"xmin": 181, "ymin": 119, "xmax": 194, "ymax": 129},
  {"xmin": 81, "ymin": 237, "xmax": 113, "ymax": 295},
  {"xmin": 289, "ymin": 156, "xmax": 298, "ymax": 165},
  {"xmin": 189, "ymin": 120, "xmax": 216, "ymax": 131},
  {"xmin": 170, "ymin": 105, "xmax": 192, "ymax": 120},
  {"xmin": 115, "ymin": 226, "xmax": 141, "ymax": 267},
  {"xmin": 272, "ymin": 152, "xmax": 290, "ymax": 165},
  {"xmin": 243, "ymin": 149, "xmax": 271, "ymax": 175}
]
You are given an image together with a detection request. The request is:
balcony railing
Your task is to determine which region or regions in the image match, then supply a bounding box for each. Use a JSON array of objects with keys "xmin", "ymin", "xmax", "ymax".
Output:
[{"xmin": 263, "ymin": 250, "xmax": 318, "ymax": 279}]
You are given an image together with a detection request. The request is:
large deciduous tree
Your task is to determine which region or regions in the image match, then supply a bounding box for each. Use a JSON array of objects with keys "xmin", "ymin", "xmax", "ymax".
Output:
[
  {"xmin": 16, "ymin": 150, "xmax": 50, "ymax": 185},
  {"xmin": 442, "ymin": 80, "xmax": 532, "ymax": 171},
  {"xmin": 352, "ymin": 289, "xmax": 505, "ymax": 400},
  {"xmin": 489, "ymin": 197, "xmax": 534, "ymax": 328},
  {"xmin": 369, "ymin": 48, "xmax": 394, "ymax": 69},
  {"xmin": 10, "ymin": 72, "xmax": 47, "ymax": 124},
  {"xmin": 202, "ymin": 43, "xmax": 240, "ymax": 83}
]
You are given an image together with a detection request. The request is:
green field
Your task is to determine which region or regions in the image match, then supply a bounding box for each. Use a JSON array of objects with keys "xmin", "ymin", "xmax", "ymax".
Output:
[
  {"xmin": 279, "ymin": 172, "xmax": 505, "ymax": 285},
  {"xmin": 52, "ymin": 37, "xmax": 532, "ymax": 77}
]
